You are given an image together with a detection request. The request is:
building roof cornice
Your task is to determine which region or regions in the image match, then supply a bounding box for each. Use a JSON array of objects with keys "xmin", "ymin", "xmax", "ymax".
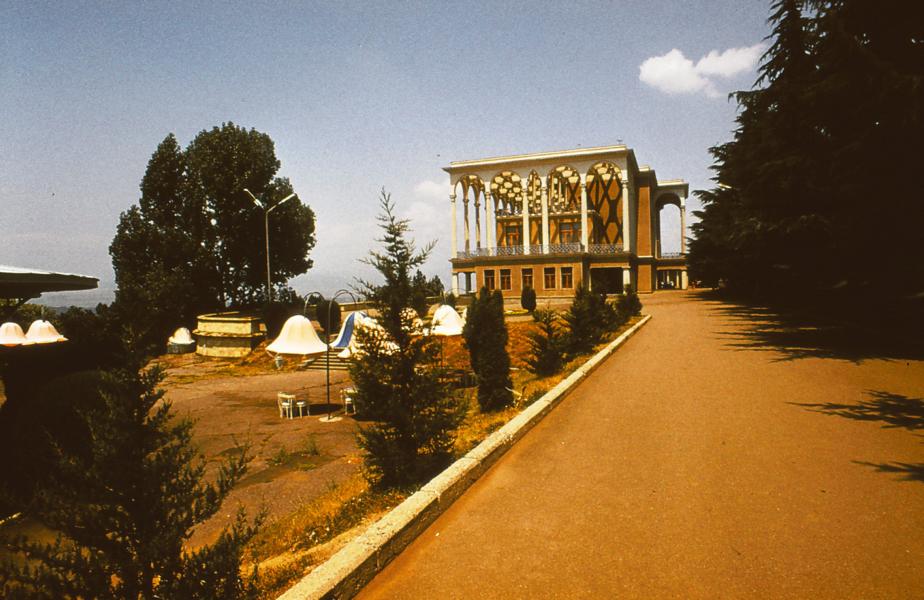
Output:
[{"xmin": 444, "ymin": 145, "xmax": 631, "ymax": 173}]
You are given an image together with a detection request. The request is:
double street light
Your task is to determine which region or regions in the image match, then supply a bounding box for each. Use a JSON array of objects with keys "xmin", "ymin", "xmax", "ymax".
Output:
[
  {"xmin": 304, "ymin": 289, "xmax": 359, "ymax": 423},
  {"xmin": 244, "ymin": 188, "xmax": 296, "ymax": 303}
]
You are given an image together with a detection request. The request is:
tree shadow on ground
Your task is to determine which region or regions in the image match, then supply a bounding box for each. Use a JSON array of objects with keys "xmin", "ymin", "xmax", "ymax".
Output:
[
  {"xmin": 692, "ymin": 291, "xmax": 924, "ymax": 363},
  {"xmin": 853, "ymin": 461, "xmax": 924, "ymax": 484},
  {"xmin": 791, "ymin": 390, "xmax": 924, "ymax": 432}
]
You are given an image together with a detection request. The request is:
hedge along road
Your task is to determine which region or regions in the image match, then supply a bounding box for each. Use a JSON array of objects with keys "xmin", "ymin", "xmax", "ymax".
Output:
[{"xmin": 358, "ymin": 291, "xmax": 924, "ymax": 599}]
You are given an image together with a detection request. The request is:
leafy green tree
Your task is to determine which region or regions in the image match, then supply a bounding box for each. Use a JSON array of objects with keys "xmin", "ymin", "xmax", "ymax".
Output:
[
  {"xmin": 315, "ymin": 298, "xmax": 342, "ymax": 338},
  {"xmin": 463, "ymin": 288, "xmax": 513, "ymax": 412},
  {"xmin": 351, "ymin": 191, "xmax": 466, "ymax": 488},
  {"xmin": 520, "ymin": 286, "xmax": 537, "ymax": 312},
  {"xmin": 110, "ymin": 123, "xmax": 317, "ymax": 350},
  {"xmin": 525, "ymin": 309, "xmax": 564, "ymax": 376},
  {"xmin": 0, "ymin": 361, "xmax": 260, "ymax": 599}
]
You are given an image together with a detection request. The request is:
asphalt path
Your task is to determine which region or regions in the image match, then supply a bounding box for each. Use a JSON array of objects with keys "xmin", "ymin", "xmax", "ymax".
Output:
[{"xmin": 358, "ymin": 291, "xmax": 924, "ymax": 599}]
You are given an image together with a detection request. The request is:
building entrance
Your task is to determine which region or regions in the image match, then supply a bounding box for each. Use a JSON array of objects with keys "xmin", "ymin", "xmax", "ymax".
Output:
[{"xmin": 590, "ymin": 267, "xmax": 624, "ymax": 295}]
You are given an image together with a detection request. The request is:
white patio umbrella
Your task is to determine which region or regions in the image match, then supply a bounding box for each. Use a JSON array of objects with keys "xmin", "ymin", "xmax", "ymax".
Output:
[{"xmin": 428, "ymin": 305, "xmax": 465, "ymax": 368}]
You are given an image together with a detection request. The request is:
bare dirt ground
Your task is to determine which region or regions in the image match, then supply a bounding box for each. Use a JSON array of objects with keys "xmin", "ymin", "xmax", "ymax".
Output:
[
  {"xmin": 359, "ymin": 290, "xmax": 924, "ymax": 599},
  {"xmin": 157, "ymin": 356, "xmax": 359, "ymax": 548}
]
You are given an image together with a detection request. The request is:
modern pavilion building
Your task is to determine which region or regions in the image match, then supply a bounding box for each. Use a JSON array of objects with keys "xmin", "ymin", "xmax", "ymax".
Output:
[{"xmin": 446, "ymin": 145, "xmax": 688, "ymax": 302}]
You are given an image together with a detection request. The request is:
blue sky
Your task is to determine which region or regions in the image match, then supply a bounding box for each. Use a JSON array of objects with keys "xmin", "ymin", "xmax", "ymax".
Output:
[{"xmin": 1, "ymin": 1, "xmax": 772, "ymax": 305}]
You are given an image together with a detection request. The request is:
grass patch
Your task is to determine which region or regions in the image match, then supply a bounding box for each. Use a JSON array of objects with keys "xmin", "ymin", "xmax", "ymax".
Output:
[{"xmin": 248, "ymin": 473, "xmax": 409, "ymax": 598}]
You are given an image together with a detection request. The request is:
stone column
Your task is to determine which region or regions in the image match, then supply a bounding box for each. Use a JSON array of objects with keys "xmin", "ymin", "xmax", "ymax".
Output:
[
  {"xmin": 521, "ymin": 185, "xmax": 530, "ymax": 255},
  {"xmin": 680, "ymin": 197, "xmax": 687, "ymax": 254},
  {"xmin": 541, "ymin": 183, "xmax": 549, "ymax": 254},
  {"xmin": 621, "ymin": 177, "xmax": 630, "ymax": 252},
  {"xmin": 450, "ymin": 192, "xmax": 458, "ymax": 258},
  {"xmin": 681, "ymin": 270, "xmax": 688, "ymax": 290},
  {"xmin": 580, "ymin": 177, "xmax": 589, "ymax": 250},
  {"xmin": 486, "ymin": 190, "xmax": 495, "ymax": 253},
  {"xmin": 474, "ymin": 189, "xmax": 482, "ymax": 250},
  {"xmin": 450, "ymin": 192, "xmax": 459, "ymax": 295},
  {"xmin": 463, "ymin": 192, "xmax": 470, "ymax": 252}
]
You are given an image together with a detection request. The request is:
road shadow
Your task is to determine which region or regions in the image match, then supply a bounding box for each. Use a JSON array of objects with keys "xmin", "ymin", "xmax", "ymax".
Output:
[
  {"xmin": 793, "ymin": 390, "xmax": 924, "ymax": 484},
  {"xmin": 854, "ymin": 461, "xmax": 924, "ymax": 484},
  {"xmin": 791, "ymin": 390, "xmax": 924, "ymax": 432},
  {"xmin": 692, "ymin": 291, "xmax": 924, "ymax": 363}
]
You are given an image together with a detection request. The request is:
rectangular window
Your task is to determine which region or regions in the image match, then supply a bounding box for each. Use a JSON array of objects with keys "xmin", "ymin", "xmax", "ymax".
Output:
[
  {"xmin": 544, "ymin": 267, "xmax": 556, "ymax": 289},
  {"xmin": 503, "ymin": 225, "xmax": 521, "ymax": 247},
  {"xmin": 484, "ymin": 269, "xmax": 495, "ymax": 290},
  {"xmin": 500, "ymin": 269, "xmax": 511, "ymax": 291},
  {"xmin": 521, "ymin": 268, "xmax": 533, "ymax": 289},
  {"xmin": 559, "ymin": 220, "xmax": 579, "ymax": 244},
  {"xmin": 561, "ymin": 266, "xmax": 573, "ymax": 288}
]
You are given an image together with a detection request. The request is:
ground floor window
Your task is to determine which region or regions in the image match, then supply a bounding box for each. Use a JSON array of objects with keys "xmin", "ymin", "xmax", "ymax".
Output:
[
  {"xmin": 522, "ymin": 268, "xmax": 533, "ymax": 289},
  {"xmin": 561, "ymin": 266, "xmax": 573, "ymax": 288},
  {"xmin": 500, "ymin": 269, "xmax": 511, "ymax": 290},
  {"xmin": 544, "ymin": 267, "xmax": 556, "ymax": 289},
  {"xmin": 484, "ymin": 269, "xmax": 495, "ymax": 290}
]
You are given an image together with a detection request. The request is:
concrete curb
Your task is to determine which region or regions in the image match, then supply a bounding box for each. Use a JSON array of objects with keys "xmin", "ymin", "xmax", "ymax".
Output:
[{"xmin": 278, "ymin": 314, "xmax": 652, "ymax": 600}]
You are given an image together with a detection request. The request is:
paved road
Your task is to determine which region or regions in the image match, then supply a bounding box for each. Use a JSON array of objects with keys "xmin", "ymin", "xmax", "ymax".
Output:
[{"xmin": 358, "ymin": 291, "xmax": 924, "ymax": 599}]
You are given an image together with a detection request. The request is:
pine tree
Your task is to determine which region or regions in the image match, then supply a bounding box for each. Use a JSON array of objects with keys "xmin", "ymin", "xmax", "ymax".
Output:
[
  {"xmin": 352, "ymin": 191, "xmax": 466, "ymax": 488},
  {"xmin": 563, "ymin": 283, "xmax": 608, "ymax": 355},
  {"xmin": 526, "ymin": 309, "xmax": 564, "ymax": 376},
  {"xmin": 0, "ymin": 361, "xmax": 259, "ymax": 599}
]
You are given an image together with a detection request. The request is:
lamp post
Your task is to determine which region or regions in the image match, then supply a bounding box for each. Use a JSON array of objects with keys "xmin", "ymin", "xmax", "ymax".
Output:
[
  {"xmin": 304, "ymin": 289, "xmax": 359, "ymax": 422},
  {"xmin": 244, "ymin": 189, "xmax": 296, "ymax": 303}
]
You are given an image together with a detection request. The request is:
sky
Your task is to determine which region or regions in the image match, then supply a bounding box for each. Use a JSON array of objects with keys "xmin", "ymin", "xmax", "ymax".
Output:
[{"xmin": 1, "ymin": 1, "xmax": 773, "ymax": 306}]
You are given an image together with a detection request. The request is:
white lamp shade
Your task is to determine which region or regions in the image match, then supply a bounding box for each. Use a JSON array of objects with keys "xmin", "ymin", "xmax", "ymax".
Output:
[
  {"xmin": 0, "ymin": 322, "xmax": 32, "ymax": 347},
  {"xmin": 168, "ymin": 327, "xmax": 194, "ymax": 345},
  {"xmin": 24, "ymin": 320, "xmax": 67, "ymax": 344},
  {"xmin": 430, "ymin": 305, "xmax": 464, "ymax": 336},
  {"xmin": 267, "ymin": 315, "xmax": 328, "ymax": 355}
]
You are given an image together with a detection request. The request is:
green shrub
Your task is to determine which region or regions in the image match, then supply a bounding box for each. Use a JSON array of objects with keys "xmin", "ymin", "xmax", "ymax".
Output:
[
  {"xmin": 520, "ymin": 286, "xmax": 537, "ymax": 312},
  {"xmin": 563, "ymin": 282, "xmax": 612, "ymax": 355},
  {"xmin": 526, "ymin": 309, "xmax": 565, "ymax": 376}
]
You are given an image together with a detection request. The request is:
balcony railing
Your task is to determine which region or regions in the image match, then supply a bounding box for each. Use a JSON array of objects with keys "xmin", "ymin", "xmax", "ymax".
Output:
[{"xmin": 455, "ymin": 242, "xmax": 625, "ymax": 259}]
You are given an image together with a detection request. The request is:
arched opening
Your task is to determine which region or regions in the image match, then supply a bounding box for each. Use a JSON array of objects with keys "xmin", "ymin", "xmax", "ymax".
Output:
[
  {"xmin": 656, "ymin": 194, "xmax": 682, "ymax": 257},
  {"xmin": 585, "ymin": 162, "xmax": 623, "ymax": 246},
  {"xmin": 546, "ymin": 165, "xmax": 581, "ymax": 249},
  {"xmin": 458, "ymin": 174, "xmax": 486, "ymax": 252},
  {"xmin": 490, "ymin": 171, "xmax": 525, "ymax": 251}
]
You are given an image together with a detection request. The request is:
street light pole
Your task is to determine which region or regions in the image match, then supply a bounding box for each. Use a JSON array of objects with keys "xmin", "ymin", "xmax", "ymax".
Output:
[
  {"xmin": 303, "ymin": 288, "xmax": 359, "ymax": 422},
  {"xmin": 244, "ymin": 188, "xmax": 296, "ymax": 303}
]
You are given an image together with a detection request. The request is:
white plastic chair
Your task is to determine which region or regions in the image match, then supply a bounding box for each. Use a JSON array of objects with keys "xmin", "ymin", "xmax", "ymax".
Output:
[{"xmin": 277, "ymin": 392, "xmax": 295, "ymax": 419}]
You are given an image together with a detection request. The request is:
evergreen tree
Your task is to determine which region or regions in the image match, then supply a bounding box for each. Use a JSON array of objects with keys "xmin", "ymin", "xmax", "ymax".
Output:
[
  {"xmin": 351, "ymin": 191, "xmax": 466, "ymax": 488},
  {"xmin": 0, "ymin": 361, "xmax": 259, "ymax": 599},
  {"xmin": 563, "ymin": 283, "xmax": 608, "ymax": 355},
  {"xmin": 521, "ymin": 286, "xmax": 537, "ymax": 312},
  {"xmin": 526, "ymin": 309, "xmax": 564, "ymax": 376},
  {"xmin": 689, "ymin": 0, "xmax": 924, "ymax": 314},
  {"xmin": 463, "ymin": 289, "xmax": 513, "ymax": 412}
]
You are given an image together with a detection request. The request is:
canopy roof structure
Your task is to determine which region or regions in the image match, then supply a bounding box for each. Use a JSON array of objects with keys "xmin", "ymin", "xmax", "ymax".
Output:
[
  {"xmin": 430, "ymin": 304, "xmax": 465, "ymax": 336},
  {"xmin": 267, "ymin": 315, "xmax": 328, "ymax": 356},
  {"xmin": 0, "ymin": 265, "xmax": 98, "ymax": 300}
]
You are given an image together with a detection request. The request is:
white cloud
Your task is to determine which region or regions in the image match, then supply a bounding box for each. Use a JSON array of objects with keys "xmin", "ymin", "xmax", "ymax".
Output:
[
  {"xmin": 695, "ymin": 44, "xmax": 765, "ymax": 77},
  {"xmin": 638, "ymin": 43, "xmax": 764, "ymax": 98},
  {"xmin": 639, "ymin": 49, "xmax": 718, "ymax": 97}
]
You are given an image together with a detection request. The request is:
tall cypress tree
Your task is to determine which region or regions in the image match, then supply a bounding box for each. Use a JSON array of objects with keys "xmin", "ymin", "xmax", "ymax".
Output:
[{"xmin": 463, "ymin": 289, "xmax": 513, "ymax": 412}]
